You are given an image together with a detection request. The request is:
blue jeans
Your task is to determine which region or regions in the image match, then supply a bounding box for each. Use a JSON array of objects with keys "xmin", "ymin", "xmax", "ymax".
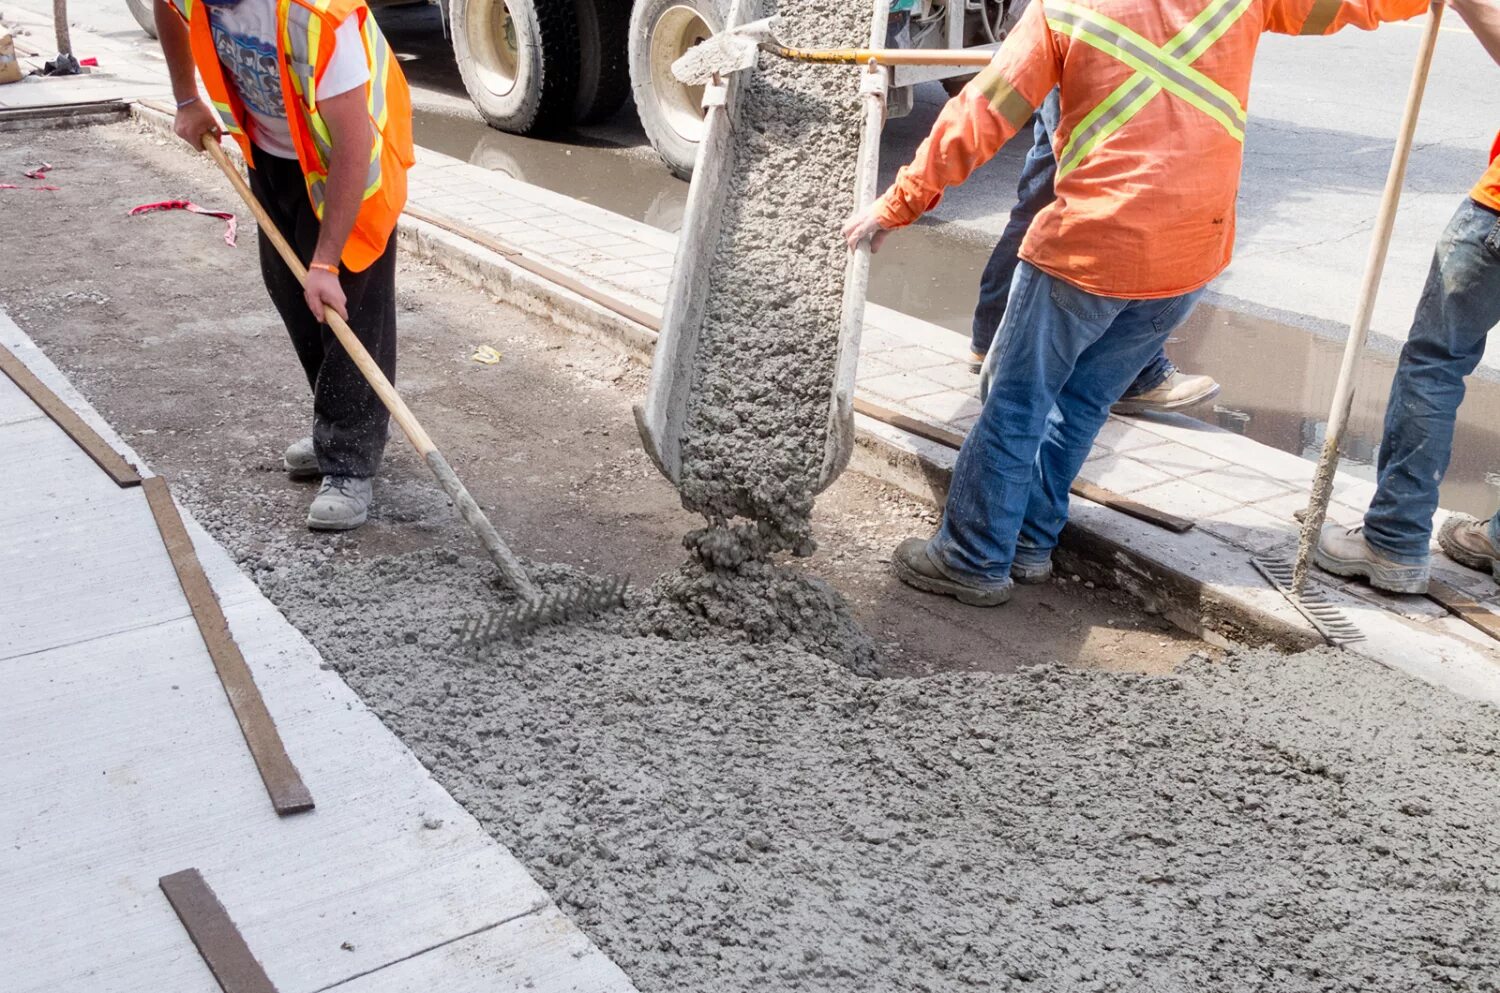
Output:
[
  {"xmin": 1363, "ymin": 198, "xmax": 1500, "ymax": 564},
  {"xmin": 969, "ymin": 89, "xmax": 1172, "ymax": 398},
  {"xmin": 933, "ymin": 262, "xmax": 1205, "ymax": 585}
]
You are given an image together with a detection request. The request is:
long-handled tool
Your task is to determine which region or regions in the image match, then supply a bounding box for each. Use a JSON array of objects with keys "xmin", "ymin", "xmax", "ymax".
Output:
[
  {"xmin": 1255, "ymin": 3, "xmax": 1444, "ymax": 635},
  {"xmin": 200, "ymin": 136, "xmax": 625, "ymax": 634},
  {"xmin": 671, "ymin": 14, "xmax": 994, "ymax": 85}
]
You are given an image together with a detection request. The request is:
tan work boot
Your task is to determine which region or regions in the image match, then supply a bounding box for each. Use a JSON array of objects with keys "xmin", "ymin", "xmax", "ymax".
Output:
[
  {"xmin": 1112, "ymin": 372, "xmax": 1221, "ymax": 415},
  {"xmin": 1313, "ymin": 524, "xmax": 1429, "ymax": 594},
  {"xmin": 968, "ymin": 350, "xmax": 987, "ymax": 374},
  {"xmin": 1438, "ymin": 514, "xmax": 1500, "ymax": 576}
]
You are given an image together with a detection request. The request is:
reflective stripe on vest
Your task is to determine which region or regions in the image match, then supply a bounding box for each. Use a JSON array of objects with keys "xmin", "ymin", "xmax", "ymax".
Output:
[
  {"xmin": 1047, "ymin": 0, "xmax": 1250, "ymax": 178},
  {"xmin": 280, "ymin": 0, "xmax": 387, "ymax": 219}
]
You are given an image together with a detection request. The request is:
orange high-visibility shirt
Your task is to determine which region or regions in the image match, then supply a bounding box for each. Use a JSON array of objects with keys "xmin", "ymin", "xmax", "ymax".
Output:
[
  {"xmin": 1472, "ymin": 131, "xmax": 1500, "ymax": 213},
  {"xmin": 876, "ymin": 0, "xmax": 1430, "ymax": 299}
]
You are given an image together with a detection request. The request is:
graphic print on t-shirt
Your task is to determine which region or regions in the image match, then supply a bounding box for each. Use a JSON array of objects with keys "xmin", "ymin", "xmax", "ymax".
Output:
[{"xmin": 211, "ymin": 23, "xmax": 285, "ymax": 120}]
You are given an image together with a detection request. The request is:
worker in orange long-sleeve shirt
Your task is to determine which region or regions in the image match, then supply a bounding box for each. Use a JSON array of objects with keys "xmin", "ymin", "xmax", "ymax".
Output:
[{"xmin": 843, "ymin": 0, "xmax": 1432, "ymax": 607}]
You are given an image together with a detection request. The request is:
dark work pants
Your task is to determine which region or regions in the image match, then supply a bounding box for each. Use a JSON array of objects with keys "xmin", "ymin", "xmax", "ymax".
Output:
[{"xmin": 249, "ymin": 145, "xmax": 397, "ymax": 479}]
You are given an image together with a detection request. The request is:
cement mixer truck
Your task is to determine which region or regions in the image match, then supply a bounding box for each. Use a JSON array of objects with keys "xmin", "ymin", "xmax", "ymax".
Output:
[{"xmin": 446, "ymin": 0, "xmax": 1019, "ymax": 178}]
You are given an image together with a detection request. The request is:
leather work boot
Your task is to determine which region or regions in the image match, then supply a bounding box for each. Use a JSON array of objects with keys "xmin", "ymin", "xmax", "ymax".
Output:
[
  {"xmin": 1313, "ymin": 524, "xmax": 1429, "ymax": 594},
  {"xmin": 1111, "ymin": 372, "xmax": 1222, "ymax": 415},
  {"xmin": 283, "ymin": 436, "xmax": 319, "ymax": 481},
  {"xmin": 1438, "ymin": 514, "xmax": 1500, "ymax": 576},
  {"xmin": 892, "ymin": 537, "xmax": 1013, "ymax": 606},
  {"xmin": 1010, "ymin": 555, "xmax": 1054, "ymax": 585},
  {"xmin": 968, "ymin": 349, "xmax": 987, "ymax": 374},
  {"xmin": 307, "ymin": 475, "xmax": 373, "ymax": 531}
]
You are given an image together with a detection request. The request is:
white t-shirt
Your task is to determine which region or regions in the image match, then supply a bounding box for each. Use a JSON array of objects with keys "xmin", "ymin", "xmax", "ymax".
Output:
[{"xmin": 208, "ymin": 0, "xmax": 370, "ymax": 159}]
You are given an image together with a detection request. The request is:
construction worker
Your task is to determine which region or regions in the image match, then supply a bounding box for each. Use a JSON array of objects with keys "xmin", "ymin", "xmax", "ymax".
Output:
[
  {"xmin": 1316, "ymin": 0, "xmax": 1500, "ymax": 593},
  {"xmin": 843, "ymin": 0, "xmax": 1429, "ymax": 606},
  {"xmin": 970, "ymin": 86, "xmax": 1223, "ymax": 416},
  {"xmin": 154, "ymin": 0, "xmax": 414, "ymax": 530}
]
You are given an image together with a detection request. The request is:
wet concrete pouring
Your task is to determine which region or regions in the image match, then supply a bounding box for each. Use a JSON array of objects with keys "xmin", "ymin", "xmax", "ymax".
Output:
[{"xmin": 7, "ymin": 124, "xmax": 1500, "ymax": 991}]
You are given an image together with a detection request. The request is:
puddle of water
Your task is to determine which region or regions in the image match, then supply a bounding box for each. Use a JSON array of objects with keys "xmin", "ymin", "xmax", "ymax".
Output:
[{"xmin": 390, "ymin": 10, "xmax": 1500, "ymax": 523}]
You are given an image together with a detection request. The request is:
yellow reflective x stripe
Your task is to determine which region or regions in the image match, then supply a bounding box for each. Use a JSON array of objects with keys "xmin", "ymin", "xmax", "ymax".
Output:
[
  {"xmin": 1047, "ymin": 0, "xmax": 1247, "ymax": 175},
  {"xmin": 1048, "ymin": 2, "xmax": 1245, "ymax": 133},
  {"xmin": 1056, "ymin": 0, "xmax": 1252, "ymax": 175}
]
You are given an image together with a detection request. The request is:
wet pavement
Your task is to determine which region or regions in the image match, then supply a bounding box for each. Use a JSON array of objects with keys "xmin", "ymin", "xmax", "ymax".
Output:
[{"xmin": 381, "ymin": 5, "xmax": 1500, "ymax": 521}]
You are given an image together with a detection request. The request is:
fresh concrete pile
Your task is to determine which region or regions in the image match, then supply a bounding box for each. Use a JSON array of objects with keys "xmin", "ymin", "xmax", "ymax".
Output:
[
  {"xmin": 259, "ymin": 546, "xmax": 1500, "ymax": 993},
  {"xmin": 655, "ymin": 0, "xmax": 877, "ymax": 664}
]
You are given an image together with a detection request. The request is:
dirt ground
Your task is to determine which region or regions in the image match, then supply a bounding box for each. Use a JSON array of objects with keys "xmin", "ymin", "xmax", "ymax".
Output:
[
  {"xmin": 0, "ymin": 122, "xmax": 1208, "ymax": 678},
  {"xmin": 8, "ymin": 125, "xmax": 1500, "ymax": 993}
]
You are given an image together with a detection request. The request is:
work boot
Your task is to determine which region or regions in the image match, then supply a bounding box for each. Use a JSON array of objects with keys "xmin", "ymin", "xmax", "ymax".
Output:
[
  {"xmin": 1313, "ymin": 524, "xmax": 1429, "ymax": 595},
  {"xmin": 1011, "ymin": 554, "xmax": 1054, "ymax": 585},
  {"xmin": 1111, "ymin": 372, "xmax": 1221, "ymax": 416},
  {"xmin": 968, "ymin": 349, "xmax": 987, "ymax": 374},
  {"xmin": 892, "ymin": 537, "xmax": 1012, "ymax": 606},
  {"xmin": 1438, "ymin": 514, "xmax": 1500, "ymax": 576},
  {"xmin": 283, "ymin": 436, "xmax": 319, "ymax": 480},
  {"xmin": 307, "ymin": 475, "xmax": 372, "ymax": 531}
]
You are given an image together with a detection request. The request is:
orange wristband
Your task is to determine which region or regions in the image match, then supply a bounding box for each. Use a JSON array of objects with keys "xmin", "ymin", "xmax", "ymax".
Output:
[{"xmin": 310, "ymin": 261, "xmax": 339, "ymax": 276}]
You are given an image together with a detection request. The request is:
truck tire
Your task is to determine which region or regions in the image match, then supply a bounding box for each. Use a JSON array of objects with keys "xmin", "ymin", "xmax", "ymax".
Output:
[
  {"xmin": 573, "ymin": 0, "xmax": 630, "ymax": 123},
  {"xmin": 452, "ymin": 0, "xmax": 579, "ymax": 134},
  {"xmin": 126, "ymin": 0, "xmax": 157, "ymax": 38},
  {"xmin": 628, "ymin": 0, "xmax": 725, "ymax": 179}
]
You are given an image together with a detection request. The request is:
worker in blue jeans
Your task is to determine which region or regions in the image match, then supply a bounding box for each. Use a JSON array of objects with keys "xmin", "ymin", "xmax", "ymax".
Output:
[
  {"xmin": 1314, "ymin": 0, "xmax": 1500, "ymax": 595},
  {"xmin": 970, "ymin": 89, "xmax": 1221, "ymax": 414},
  {"xmin": 1315, "ymin": 198, "xmax": 1500, "ymax": 593}
]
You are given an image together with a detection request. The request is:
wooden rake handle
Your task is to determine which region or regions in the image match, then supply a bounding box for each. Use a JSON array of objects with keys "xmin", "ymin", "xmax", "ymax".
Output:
[
  {"xmin": 1290, "ymin": 2, "xmax": 1445, "ymax": 595},
  {"xmin": 200, "ymin": 136, "xmax": 538, "ymax": 600}
]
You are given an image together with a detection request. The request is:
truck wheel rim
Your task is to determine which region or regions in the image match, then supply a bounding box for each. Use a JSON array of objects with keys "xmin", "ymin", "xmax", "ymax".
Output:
[
  {"xmin": 469, "ymin": 0, "xmax": 520, "ymax": 98},
  {"xmin": 649, "ymin": 4, "xmax": 711, "ymax": 145}
]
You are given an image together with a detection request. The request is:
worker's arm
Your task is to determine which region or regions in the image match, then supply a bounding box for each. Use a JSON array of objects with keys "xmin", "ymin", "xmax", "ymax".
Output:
[
  {"xmin": 304, "ymin": 83, "xmax": 375, "ymax": 322},
  {"xmin": 1450, "ymin": 0, "xmax": 1500, "ymax": 63},
  {"xmin": 154, "ymin": 0, "xmax": 219, "ymax": 149},
  {"xmin": 1262, "ymin": 0, "xmax": 1430, "ymax": 36},
  {"xmin": 842, "ymin": 0, "xmax": 1059, "ymax": 251}
]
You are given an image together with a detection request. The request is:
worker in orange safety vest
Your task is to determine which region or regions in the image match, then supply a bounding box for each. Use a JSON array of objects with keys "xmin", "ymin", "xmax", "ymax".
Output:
[
  {"xmin": 155, "ymin": 0, "xmax": 414, "ymax": 530},
  {"xmin": 843, "ymin": 0, "xmax": 1434, "ymax": 606}
]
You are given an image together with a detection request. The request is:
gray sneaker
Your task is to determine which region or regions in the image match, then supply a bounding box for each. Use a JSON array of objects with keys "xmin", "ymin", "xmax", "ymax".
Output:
[
  {"xmin": 1313, "ymin": 523, "xmax": 1428, "ymax": 594},
  {"xmin": 892, "ymin": 537, "xmax": 1012, "ymax": 607},
  {"xmin": 307, "ymin": 475, "xmax": 372, "ymax": 531},
  {"xmin": 1438, "ymin": 514, "xmax": 1500, "ymax": 576},
  {"xmin": 283, "ymin": 436, "xmax": 319, "ymax": 480}
]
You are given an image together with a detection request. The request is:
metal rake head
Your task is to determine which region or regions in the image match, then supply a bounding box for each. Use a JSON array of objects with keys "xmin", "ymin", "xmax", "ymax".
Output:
[
  {"xmin": 453, "ymin": 574, "xmax": 630, "ymax": 648},
  {"xmin": 1252, "ymin": 555, "xmax": 1365, "ymax": 647},
  {"xmin": 671, "ymin": 15, "xmax": 784, "ymax": 84}
]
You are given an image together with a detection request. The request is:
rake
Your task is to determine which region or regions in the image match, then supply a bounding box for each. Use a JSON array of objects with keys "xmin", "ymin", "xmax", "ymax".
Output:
[{"xmin": 200, "ymin": 136, "xmax": 627, "ymax": 636}]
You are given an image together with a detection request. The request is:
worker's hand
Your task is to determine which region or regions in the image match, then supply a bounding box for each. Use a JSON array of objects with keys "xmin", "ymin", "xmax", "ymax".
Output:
[
  {"xmin": 173, "ymin": 98, "xmax": 220, "ymax": 152},
  {"xmin": 305, "ymin": 267, "xmax": 349, "ymax": 323},
  {"xmin": 841, "ymin": 205, "xmax": 892, "ymax": 253}
]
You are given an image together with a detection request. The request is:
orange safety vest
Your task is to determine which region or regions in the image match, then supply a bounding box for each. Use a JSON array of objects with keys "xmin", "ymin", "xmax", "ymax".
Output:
[{"xmin": 166, "ymin": 0, "xmax": 415, "ymax": 271}]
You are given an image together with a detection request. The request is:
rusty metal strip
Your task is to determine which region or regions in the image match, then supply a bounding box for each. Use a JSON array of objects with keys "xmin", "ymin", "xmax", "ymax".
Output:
[
  {"xmin": 403, "ymin": 204, "xmax": 666, "ymax": 332},
  {"xmin": 1426, "ymin": 578, "xmax": 1500, "ymax": 644},
  {"xmin": 159, "ymin": 869, "xmax": 279, "ymax": 993},
  {"xmin": 143, "ymin": 476, "xmax": 314, "ymax": 815},
  {"xmin": 0, "ymin": 343, "xmax": 142, "ymax": 487},
  {"xmin": 851, "ymin": 396, "xmax": 1194, "ymax": 533}
]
